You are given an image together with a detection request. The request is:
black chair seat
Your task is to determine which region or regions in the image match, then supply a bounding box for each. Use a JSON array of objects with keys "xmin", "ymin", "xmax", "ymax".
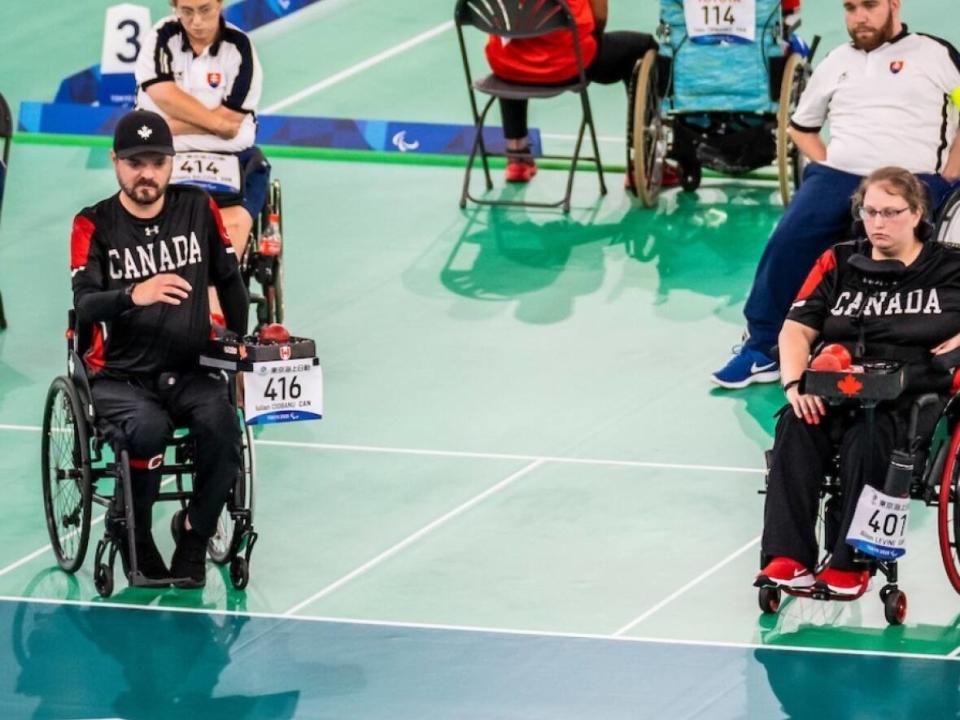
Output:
[{"xmin": 474, "ymin": 74, "xmax": 585, "ymax": 100}]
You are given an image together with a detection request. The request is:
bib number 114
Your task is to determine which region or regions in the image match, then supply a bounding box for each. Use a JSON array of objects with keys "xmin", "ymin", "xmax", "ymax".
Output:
[{"xmin": 702, "ymin": 5, "xmax": 735, "ymax": 25}]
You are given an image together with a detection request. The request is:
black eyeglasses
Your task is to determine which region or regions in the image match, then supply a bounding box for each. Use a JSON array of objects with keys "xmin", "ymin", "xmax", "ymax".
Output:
[{"xmin": 858, "ymin": 206, "xmax": 912, "ymax": 221}]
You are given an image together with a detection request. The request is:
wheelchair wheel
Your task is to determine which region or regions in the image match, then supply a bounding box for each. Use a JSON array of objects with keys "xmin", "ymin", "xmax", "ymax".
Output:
[
  {"xmin": 882, "ymin": 588, "xmax": 907, "ymax": 626},
  {"xmin": 41, "ymin": 376, "xmax": 92, "ymax": 573},
  {"xmin": 680, "ymin": 162, "xmax": 702, "ymax": 193},
  {"xmin": 934, "ymin": 188, "xmax": 960, "ymax": 246},
  {"xmin": 776, "ymin": 53, "xmax": 810, "ymax": 207},
  {"xmin": 208, "ymin": 417, "xmax": 255, "ymax": 565},
  {"xmin": 758, "ymin": 586, "xmax": 781, "ymax": 614},
  {"xmin": 230, "ymin": 556, "xmax": 250, "ymax": 590},
  {"xmin": 94, "ymin": 562, "xmax": 114, "ymax": 598},
  {"xmin": 937, "ymin": 422, "xmax": 960, "ymax": 593},
  {"xmin": 627, "ymin": 50, "xmax": 665, "ymax": 208}
]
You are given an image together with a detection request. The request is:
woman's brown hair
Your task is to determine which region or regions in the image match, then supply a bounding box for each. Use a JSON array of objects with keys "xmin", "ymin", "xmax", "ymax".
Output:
[{"xmin": 851, "ymin": 166, "xmax": 928, "ymax": 219}]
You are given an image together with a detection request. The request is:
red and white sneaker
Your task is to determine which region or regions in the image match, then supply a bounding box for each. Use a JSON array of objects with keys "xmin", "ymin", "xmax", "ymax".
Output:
[
  {"xmin": 815, "ymin": 567, "xmax": 870, "ymax": 598},
  {"xmin": 505, "ymin": 158, "xmax": 538, "ymax": 183},
  {"xmin": 755, "ymin": 556, "xmax": 815, "ymax": 589},
  {"xmin": 624, "ymin": 160, "xmax": 681, "ymax": 191}
]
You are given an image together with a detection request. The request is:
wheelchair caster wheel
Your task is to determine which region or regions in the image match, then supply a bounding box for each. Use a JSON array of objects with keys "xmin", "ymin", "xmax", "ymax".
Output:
[
  {"xmin": 680, "ymin": 163, "xmax": 701, "ymax": 193},
  {"xmin": 230, "ymin": 556, "xmax": 249, "ymax": 590},
  {"xmin": 94, "ymin": 563, "xmax": 114, "ymax": 598},
  {"xmin": 758, "ymin": 586, "xmax": 781, "ymax": 614},
  {"xmin": 883, "ymin": 589, "xmax": 907, "ymax": 625}
]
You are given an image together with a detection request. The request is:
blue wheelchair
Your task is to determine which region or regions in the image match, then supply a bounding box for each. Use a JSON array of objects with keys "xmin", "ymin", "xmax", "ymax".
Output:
[{"xmin": 628, "ymin": 0, "xmax": 816, "ymax": 207}]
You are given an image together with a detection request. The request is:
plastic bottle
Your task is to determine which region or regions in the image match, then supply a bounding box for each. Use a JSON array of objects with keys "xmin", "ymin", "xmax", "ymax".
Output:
[
  {"xmin": 259, "ymin": 213, "xmax": 282, "ymax": 257},
  {"xmin": 883, "ymin": 450, "xmax": 914, "ymax": 498}
]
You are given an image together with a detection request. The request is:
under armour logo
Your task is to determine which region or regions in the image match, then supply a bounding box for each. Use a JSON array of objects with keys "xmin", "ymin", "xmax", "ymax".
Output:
[
  {"xmin": 137, "ymin": 125, "xmax": 153, "ymax": 140},
  {"xmin": 145, "ymin": 225, "xmax": 160, "ymax": 236}
]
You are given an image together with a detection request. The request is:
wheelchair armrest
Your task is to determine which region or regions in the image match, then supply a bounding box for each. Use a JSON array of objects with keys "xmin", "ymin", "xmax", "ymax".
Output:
[
  {"xmin": 68, "ymin": 350, "xmax": 97, "ymax": 424},
  {"xmin": 931, "ymin": 347, "xmax": 960, "ymax": 373},
  {"xmin": 907, "ymin": 393, "xmax": 943, "ymax": 453}
]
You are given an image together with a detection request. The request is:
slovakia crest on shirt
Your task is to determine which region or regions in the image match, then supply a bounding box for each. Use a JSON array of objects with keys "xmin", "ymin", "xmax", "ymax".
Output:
[
  {"xmin": 207, "ymin": 72, "xmax": 222, "ymax": 88},
  {"xmin": 890, "ymin": 60, "xmax": 905, "ymax": 74}
]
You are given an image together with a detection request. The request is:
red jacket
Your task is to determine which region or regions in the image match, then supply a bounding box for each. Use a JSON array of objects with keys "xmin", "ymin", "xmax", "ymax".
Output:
[{"xmin": 485, "ymin": 0, "xmax": 597, "ymax": 84}]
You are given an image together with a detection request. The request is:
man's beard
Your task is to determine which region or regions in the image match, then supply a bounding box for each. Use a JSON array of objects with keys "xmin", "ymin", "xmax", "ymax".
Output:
[
  {"xmin": 849, "ymin": 8, "xmax": 896, "ymax": 51},
  {"xmin": 121, "ymin": 179, "xmax": 165, "ymax": 206}
]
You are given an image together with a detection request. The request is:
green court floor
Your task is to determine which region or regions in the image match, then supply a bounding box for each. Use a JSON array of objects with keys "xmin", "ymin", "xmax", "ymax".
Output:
[{"xmin": 1, "ymin": 1, "xmax": 960, "ymax": 717}]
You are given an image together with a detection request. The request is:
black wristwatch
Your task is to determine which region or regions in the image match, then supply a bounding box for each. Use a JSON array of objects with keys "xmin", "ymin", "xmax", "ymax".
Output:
[
  {"xmin": 123, "ymin": 283, "xmax": 137, "ymax": 305},
  {"xmin": 782, "ymin": 379, "xmax": 801, "ymax": 392}
]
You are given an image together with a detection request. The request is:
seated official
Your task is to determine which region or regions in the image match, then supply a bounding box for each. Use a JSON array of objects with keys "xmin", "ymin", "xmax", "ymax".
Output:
[
  {"xmin": 71, "ymin": 110, "xmax": 248, "ymax": 589},
  {"xmin": 135, "ymin": 0, "xmax": 267, "ymax": 257},
  {"xmin": 758, "ymin": 166, "xmax": 960, "ymax": 597},
  {"xmin": 485, "ymin": 0, "xmax": 660, "ymax": 184}
]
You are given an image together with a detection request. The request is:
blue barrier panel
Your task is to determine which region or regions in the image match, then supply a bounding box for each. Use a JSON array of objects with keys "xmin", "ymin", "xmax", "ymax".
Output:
[{"xmin": 17, "ymin": 102, "xmax": 544, "ymax": 158}]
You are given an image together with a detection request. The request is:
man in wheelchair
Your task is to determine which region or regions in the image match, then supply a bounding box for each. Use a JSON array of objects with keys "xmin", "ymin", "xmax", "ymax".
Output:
[
  {"xmin": 758, "ymin": 167, "xmax": 960, "ymax": 598},
  {"xmin": 134, "ymin": 0, "xmax": 267, "ymax": 259},
  {"xmin": 70, "ymin": 109, "xmax": 248, "ymax": 588}
]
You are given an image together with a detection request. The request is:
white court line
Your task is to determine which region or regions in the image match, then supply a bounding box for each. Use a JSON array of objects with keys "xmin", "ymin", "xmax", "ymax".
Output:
[
  {"xmin": 0, "ymin": 478, "xmax": 177, "ymax": 580},
  {"xmin": 262, "ymin": 20, "xmax": 454, "ymax": 114},
  {"xmin": 949, "ymin": 646, "xmax": 960, "ymax": 658},
  {"xmin": 2, "ymin": 594, "xmax": 956, "ymax": 663},
  {"xmin": 0, "ymin": 516, "xmax": 108, "ymax": 580},
  {"xmin": 255, "ymin": 439, "xmax": 766, "ymax": 475},
  {"xmin": 283, "ymin": 459, "xmax": 544, "ymax": 616},
  {"xmin": 613, "ymin": 536, "xmax": 762, "ymax": 636},
  {"xmin": 0, "ymin": 423, "xmax": 766, "ymax": 475}
]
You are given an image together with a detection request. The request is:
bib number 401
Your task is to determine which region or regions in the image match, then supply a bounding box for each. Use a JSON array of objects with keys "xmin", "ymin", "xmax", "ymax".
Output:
[{"xmin": 868, "ymin": 509, "xmax": 907, "ymax": 538}]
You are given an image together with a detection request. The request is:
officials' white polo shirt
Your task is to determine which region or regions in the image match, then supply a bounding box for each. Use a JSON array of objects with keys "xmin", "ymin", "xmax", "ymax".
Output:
[
  {"xmin": 135, "ymin": 15, "xmax": 262, "ymax": 153},
  {"xmin": 792, "ymin": 29, "xmax": 960, "ymax": 177}
]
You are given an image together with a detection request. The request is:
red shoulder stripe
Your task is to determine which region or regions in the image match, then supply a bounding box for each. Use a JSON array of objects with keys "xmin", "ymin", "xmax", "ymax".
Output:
[
  {"xmin": 794, "ymin": 249, "xmax": 838, "ymax": 303},
  {"xmin": 208, "ymin": 197, "xmax": 233, "ymax": 248},
  {"xmin": 70, "ymin": 215, "xmax": 96, "ymax": 270}
]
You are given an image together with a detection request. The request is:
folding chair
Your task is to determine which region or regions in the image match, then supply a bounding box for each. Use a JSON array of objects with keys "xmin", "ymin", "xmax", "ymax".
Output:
[
  {"xmin": 454, "ymin": 0, "xmax": 606, "ymax": 213},
  {"xmin": 0, "ymin": 91, "xmax": 10, "ymax": 330}
]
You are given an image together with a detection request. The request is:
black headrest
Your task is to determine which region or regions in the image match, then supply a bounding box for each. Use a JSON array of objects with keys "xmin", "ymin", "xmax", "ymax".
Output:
[{"xmin": 848, "ymin": 252, "xmax": 907, "ymax": 279}]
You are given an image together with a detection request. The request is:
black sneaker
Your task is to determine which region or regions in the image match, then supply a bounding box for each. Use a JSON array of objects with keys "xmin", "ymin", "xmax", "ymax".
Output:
[
  {"xmin": 170, "ymin": 509, "xmax": 207, "ymax": 589},
  {"xmin": 117, "ymin": 533, "xmax": 171, "ymax": 587}
]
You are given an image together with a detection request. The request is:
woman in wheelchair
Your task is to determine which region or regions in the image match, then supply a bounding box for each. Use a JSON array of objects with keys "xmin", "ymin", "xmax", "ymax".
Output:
[{"xmin": 757, "ymin": 166, "xmax": 960, "ymax": 599}]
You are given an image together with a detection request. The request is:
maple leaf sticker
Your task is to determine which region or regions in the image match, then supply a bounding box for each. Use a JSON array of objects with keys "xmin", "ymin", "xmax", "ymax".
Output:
[{"xmin": 837, "ymin": 374, "xmax": 863, "ymax": 397}]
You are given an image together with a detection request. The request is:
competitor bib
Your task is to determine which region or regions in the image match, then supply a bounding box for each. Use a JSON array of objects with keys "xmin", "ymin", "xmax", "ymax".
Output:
[
  {"xmin": 243, "ymin": 359, "xmax": 323, "ymax": 425},
  {"xmin": 846, "ymin": 485, "xmax": 909, "ymax": 561},
  {"xmin": 172, "ymin": 152, "xmax": 242, "ymax": 194},
  {"xmin": 683, "ymin": 0, "xmax": 756, "ymax": 44}
]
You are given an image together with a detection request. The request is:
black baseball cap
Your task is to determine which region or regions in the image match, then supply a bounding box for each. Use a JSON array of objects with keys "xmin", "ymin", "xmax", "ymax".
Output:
[{"xmin": 113, "ymin": 109, "xmax": 175, "ymax": 159}]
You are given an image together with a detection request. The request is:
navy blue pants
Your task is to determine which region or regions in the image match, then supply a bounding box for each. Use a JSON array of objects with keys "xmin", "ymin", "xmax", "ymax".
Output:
[
  {"xmin": 743, "ymin": 164, "xmax": 956, "ymax": 354},
  {"xmin": 214, "ymin": 146, "xmax": 271, "ymax": 220}
]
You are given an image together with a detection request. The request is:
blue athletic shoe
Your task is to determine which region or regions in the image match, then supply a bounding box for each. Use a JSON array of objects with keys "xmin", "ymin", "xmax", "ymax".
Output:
[{"xmin": 711, "ymin": 345, "xmax": 780, "ymax": 389}]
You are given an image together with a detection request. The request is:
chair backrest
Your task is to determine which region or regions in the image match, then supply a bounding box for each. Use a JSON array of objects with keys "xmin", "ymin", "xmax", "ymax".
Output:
[
  {"xmin": 455, "ymin": 0, "xmax": 574, "ymax": 39},
  {"xmin": 0, "ymin": 92, "xmax": 10, "ymax": 219}
]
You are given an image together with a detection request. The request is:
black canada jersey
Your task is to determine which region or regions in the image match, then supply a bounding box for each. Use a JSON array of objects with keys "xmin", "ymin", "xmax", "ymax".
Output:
[
  {"xmin": 71, "ymin": 185, "xmax": 239, "ymax": 378},
  {"xmin": 788, "ymin": 239, "xmax": 960, "ymax": 350}
]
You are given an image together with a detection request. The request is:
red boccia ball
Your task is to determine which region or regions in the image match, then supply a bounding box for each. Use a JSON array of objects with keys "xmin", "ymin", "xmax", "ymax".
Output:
[{"xmin": 259, "ymin": 323, "xmax": 291, "ymax": 343}]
